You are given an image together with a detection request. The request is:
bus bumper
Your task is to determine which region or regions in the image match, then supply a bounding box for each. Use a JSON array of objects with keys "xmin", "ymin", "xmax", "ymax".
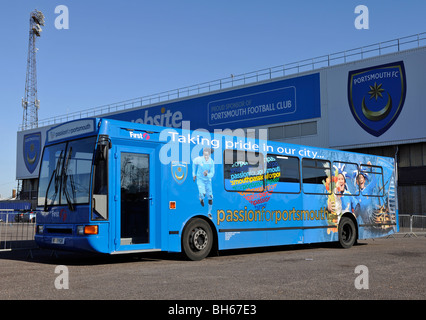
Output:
[
  {"xmin": 35, "ymin": 224, "xmax": 110, "ymax": 253},
  {"xmin": 35, "ymin": 234, "xmax": 109, "ymax": 253}
]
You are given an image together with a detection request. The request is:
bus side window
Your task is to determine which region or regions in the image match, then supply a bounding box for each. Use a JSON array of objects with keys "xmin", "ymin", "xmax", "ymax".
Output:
[
  {"xmin": 359, "ymin": 164, "xmax": 384, "ymax": 196},
  {"xmin": 223, "ymin": 149, "xmax": 264, "ymax": 192},
  {"xmin": 266, "ymin": 154, "xmax": 300, "ymax": 193},
  {"xmin": 332, "ymin": 162, "xmax": 359, "ymax": 196},
  {"xmin": 302, "ymin": 158, "xmax": 331, "ymax": 194}
]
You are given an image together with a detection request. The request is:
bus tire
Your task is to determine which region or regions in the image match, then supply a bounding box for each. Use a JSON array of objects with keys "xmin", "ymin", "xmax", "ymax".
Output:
[
  {"xmin": 338, "ymin": 217, "xmax": 357, "ymax": 249},
  {"xmin": 182, "ymin": 218, "xmax": 213, "ymax": 261}
]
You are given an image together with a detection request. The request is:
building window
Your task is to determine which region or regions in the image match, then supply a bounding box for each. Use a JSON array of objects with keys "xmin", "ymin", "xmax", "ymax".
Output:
[
  {"xmin": 284, "ymin": 124, "xmax": 299, "ymax": 138},
  {"xmin": 268, "ymin": 121, "xmax": 317, "ymax": 141},
  {"xmin": 268, "ymin": 126, "xmax": 283, "ymax": 140},
  {"xmin": 301, "ymin": 121, "xmax": 317, "ymax": 136}
]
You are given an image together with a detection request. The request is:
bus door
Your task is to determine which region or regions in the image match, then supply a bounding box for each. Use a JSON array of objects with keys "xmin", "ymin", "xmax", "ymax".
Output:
[{"xmin": 114, "ymin": 146, "xmax": 157, "ymax": 252}]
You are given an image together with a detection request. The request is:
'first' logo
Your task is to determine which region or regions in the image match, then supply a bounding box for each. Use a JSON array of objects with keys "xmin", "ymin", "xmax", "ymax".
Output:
[{"xmin": 129, "ymin": 131, "xmax": 150, "ymax": 140}]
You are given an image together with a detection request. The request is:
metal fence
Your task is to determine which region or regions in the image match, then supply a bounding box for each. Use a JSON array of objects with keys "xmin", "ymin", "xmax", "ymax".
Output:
[
  {"xmin": 398, "ymin": 214, "xmax": 426, "ymax": 237},
  {"xmin": 0, "ymin": 210, "xmax": 37, "ymax": 251}
]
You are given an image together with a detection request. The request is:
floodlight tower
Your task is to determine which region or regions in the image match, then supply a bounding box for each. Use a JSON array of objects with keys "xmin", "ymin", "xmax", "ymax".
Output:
[{"xmin": 22, "ymin": 9, "xmax": 45, "ymax": 130}]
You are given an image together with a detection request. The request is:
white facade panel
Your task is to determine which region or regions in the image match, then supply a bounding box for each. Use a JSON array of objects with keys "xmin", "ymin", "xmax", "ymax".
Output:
[{"xmin": 326, "ymin": 47, "xmax": 426, "ymax": 149}]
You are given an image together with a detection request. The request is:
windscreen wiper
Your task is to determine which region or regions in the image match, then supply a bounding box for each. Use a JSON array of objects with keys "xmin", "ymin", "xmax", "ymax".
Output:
[
  {"xmin": 44, "ymin": 150, "xmax": 63, "ymax": 211},
  {"xmin": 62, "ymin": 147, "xmax": 75, "ymax": 211}
]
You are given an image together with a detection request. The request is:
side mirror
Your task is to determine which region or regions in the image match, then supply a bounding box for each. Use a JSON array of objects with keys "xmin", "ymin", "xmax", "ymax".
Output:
[{"xmin": 96, "ymin": 135, "xmax": 111, "ymax": 162}]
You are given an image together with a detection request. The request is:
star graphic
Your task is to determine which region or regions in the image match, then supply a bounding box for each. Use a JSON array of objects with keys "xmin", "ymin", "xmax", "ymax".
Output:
[{"xmin": 368, "ymin": 82, "xmax": 385, "ymax": 101}]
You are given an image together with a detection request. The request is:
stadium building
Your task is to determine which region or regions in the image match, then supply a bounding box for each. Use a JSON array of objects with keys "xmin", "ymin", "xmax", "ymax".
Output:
[{"xmin": 16, "ymin": 33, "xmax": 426, "ymax": 215}]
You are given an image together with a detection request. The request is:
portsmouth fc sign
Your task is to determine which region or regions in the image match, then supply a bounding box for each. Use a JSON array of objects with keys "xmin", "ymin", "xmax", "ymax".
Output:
[
  {"xmin": 23, "ymin": 132, "xmax": 41, "ymax": 174},
  {"xmin": 348, "ymin": 61, "xmax": 406, "ymax": 137}
]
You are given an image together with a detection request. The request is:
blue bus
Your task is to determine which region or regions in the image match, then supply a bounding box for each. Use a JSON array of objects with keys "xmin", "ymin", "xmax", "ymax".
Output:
[{"xmin": 35, "ymin": 118, "xmax": 398, "ymax": 260}]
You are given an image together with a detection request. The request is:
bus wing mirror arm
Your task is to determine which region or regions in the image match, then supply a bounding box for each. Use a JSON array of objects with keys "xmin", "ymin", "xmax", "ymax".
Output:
[{"xmin": 96, "ymin": 135, "xmax": 111, "ymax": 162}]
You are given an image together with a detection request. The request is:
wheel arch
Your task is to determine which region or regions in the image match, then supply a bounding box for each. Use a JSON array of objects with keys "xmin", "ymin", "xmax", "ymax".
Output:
[{"xmin": 181, "ymin": 215, "xmax": 218, "ymax": 255}]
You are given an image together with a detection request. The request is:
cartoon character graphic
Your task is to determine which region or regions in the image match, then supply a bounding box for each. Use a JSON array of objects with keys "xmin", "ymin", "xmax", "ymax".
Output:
[{"xmin": 192, "ymin": 148, "xmax": 215, "ymax": 218}]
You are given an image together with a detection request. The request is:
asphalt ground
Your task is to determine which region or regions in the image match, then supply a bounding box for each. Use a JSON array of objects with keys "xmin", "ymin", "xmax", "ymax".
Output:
[{"xmin": 0, "ymin": 236, "xmax": 424, "ymax": 312}]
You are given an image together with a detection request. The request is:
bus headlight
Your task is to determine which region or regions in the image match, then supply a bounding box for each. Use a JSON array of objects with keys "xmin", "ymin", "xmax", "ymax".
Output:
[
  {"xmin": 37, "ymin": 225, "xmax": 44, "ymax": 234},
  {"xmin": 77, "ymin": 225, "xmax": 99, "ymax": 235},
  {"xmin": 77, "ymin": 226, "xmax": 84, "ymax": 235}
]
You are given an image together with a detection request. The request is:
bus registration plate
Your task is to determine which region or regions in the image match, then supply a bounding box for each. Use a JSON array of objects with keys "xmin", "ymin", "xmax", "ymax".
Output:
[{"xmin": 52, "ymin": 238, "xmax": 65, "ymax": 244}]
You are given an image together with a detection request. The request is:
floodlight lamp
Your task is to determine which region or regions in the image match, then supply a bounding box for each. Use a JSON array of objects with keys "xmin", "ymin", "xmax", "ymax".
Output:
[{"xmin": 32, "ymin": 10, "xmax": 45, "ymax": 26}]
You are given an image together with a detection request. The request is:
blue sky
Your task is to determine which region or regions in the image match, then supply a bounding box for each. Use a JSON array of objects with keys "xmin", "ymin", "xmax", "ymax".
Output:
[{"xmin": 1, "ymin": 0, "xmax": 425, "ymax": 198}]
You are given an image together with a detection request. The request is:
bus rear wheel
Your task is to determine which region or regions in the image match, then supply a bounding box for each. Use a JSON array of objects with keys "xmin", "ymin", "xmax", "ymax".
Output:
[
  {"xmin": 338, "ymin": 217, "xmax": 357, "ymax": 249},
  {"xmin": 182, "ymin": 218, "xmax": 213, "ymax": 261}
]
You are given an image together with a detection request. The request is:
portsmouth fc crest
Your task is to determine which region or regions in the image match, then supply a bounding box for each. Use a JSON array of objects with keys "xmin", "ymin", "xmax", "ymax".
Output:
[
  {"xmin": 23, "ymin": 132, "xmax": 41, "ymax": 174},
  {"xmin": 171, "ymin": 161, "xmax": 188, "ymax": 184},
  {"xmin": 348, "ymin": 61, "xmax": 406, "ymax": 137}
]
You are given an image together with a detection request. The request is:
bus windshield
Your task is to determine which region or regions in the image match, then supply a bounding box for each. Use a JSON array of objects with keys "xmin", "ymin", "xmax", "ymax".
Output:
[{"xmin": 38, "ymin": 136, "xmax": 97, "ymax": 209}]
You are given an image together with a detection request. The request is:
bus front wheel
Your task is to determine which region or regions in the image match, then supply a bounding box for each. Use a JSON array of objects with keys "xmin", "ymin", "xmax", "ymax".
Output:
[
  {"xmin": 182, "ymin": 218, "xmax": 213, "ymax": 261},
  {"xmin": 338, "ymin": 217, "xmax": 357, "ymax": 249}
]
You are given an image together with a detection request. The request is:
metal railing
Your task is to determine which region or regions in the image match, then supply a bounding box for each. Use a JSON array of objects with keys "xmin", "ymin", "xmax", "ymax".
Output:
[
  {"xmin": 20, "ymin": 32, "xmax": 426, "ymax": 131},
  {"xmin": 0, "ymin": 211, "xmax": 36, "ymax": 251},
  {"xmin": 398, "ymin": 214, "xmax": 426, "ymax": 236}
]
